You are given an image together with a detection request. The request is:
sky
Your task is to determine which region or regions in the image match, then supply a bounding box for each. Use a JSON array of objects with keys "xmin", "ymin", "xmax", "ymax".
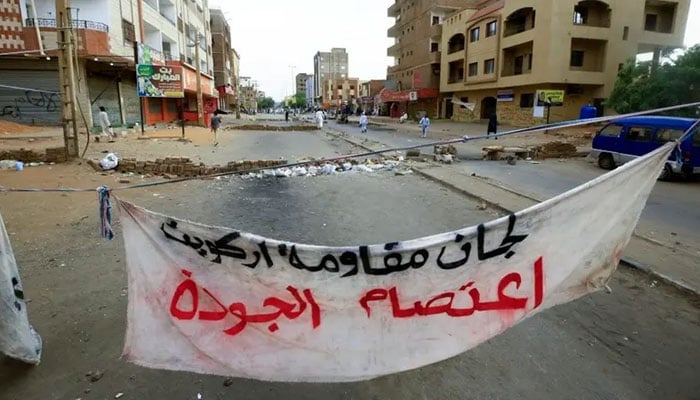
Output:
[{"xmin": 213, "ymin": 0, "xmax": 700, "ymax": 101}]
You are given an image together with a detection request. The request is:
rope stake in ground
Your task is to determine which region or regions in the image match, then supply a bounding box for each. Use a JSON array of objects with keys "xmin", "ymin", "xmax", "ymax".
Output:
[
  {"xmin": 0, "ymin": 102, "xmax": 698, "ymax": 194},
  {"xmin": 98, "ymin": 186, "xmax": 114, "ymax": 240}
]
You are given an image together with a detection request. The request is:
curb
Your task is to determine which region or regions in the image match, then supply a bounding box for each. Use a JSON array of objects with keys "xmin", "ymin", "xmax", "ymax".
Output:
[{"xmin": 417, "ymin": 167, "xmax": 699, "ymax": 296}]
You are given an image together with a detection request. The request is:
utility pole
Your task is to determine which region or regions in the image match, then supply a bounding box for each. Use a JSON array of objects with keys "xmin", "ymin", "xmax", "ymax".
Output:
[
  {"xmin": 55, "ymin": 0, "xmax": 79, "ymax": 158},
  {"xmin": 194, "ymin": 33, "xmax": 204, "ymax": 126}
]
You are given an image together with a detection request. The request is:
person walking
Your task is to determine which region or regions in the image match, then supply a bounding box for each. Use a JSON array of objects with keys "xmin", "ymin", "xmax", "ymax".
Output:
[
  {"xmin": 98, "ymin": 106, "xmax": 115, "ymax": 143},
  {"xmin": 359, "ymin": 112, "xmax": 368, "ymax": 133},
  {"xmin": 488, "ymin": 111, "xmax": 498, "ymax": 138},
  {"xmin": 210, "ymin": 112, "xmax": 221, "ymax": 146},
  {"xmin": 315, "ymin": 109, "xmax": 325, "ymax": 129},
  {"xmin": 419, "ymin": 115, "xmax": 430, "ymax": 138},
  {"xmin": 285, "ymin": 109, "xmax": 289, "ymax": 122}
]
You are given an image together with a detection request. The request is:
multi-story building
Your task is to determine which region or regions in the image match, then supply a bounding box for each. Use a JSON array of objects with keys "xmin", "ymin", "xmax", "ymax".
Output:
[
  {"xmin": 439, "ymin": 0, "xmax": 690, "ymax": 125},
  {"xmin": 211, "ymin": 8, "xmax": 236, "ymax": 111},
  {"xmin": 0, "ymin": 0, "xmax": 217, "ymax": 128},
  {"xmin": 295, "ymin": 72, "xmax": 310, "ymax": 95},
  {"xmin": 313, "ymin": 48, "xmax": 348, "ymax": 106},
  {"xmin": 305, "ymin": 75, "xmax": 315, "ymax": 108},
  {"xmin": 320, "ymin": 77, "xmax": 359, "ymax": 110},
  {"xmin": 239, "ymin": 76, "xmax": 257, "ymax": 113},
  {"xmin": 383, "ymin": 0, "xmax": 480, "ymax": 118},
  {"xmin": 359, "ymin": 79, "xmax": 386, "ymax": 115}
]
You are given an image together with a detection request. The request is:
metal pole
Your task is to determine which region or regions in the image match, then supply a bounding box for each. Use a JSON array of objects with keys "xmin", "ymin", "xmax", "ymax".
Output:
[
  {"xmin": 194, "ymin": 34, "xmax": 204, "ymax": 126},
  {"xmin": 133, "ymin": 42, "xmax": 145, "ymax": 134},
  {"xmin": 28, "ymin": 0, "xmax": 45, "ymax": 56}
]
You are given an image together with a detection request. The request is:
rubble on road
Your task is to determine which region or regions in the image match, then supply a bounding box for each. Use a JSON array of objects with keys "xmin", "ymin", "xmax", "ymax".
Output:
[
  {"xmin": 482, "ymin": 141, "xmax": 578, "ymax": 162},
  {"xmin": 223, "ymin": 124, "xmax": 319, "ymax": 131},
  {"xmin": 242, "ymin": 157, "xmax": 406, "ymax": 180}
]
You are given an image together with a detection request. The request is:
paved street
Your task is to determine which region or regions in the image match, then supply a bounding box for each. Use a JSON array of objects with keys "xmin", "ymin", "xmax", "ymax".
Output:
[{"xmin": 0, "ymin": 123, "xmax": 698, "ymax": 399}]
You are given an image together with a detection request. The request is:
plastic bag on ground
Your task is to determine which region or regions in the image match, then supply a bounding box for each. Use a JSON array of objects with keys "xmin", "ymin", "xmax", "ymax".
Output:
[
  {"xmin": 0, "ymin": 211, "xmax": 42, "ymax": 364},
  {"xmin": 99, "ymin": 153, "xmax": 119, "ymax": 170}
]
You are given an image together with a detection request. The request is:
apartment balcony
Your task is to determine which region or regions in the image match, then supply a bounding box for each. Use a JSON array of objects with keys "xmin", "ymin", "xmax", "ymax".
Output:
[
  {"xmin": 387, "ymin": 23, "xmax": 399, "ymax": 38},
  {"xmin": 387, "ymin": 42, "xmax": 401, "ymax": 56},
  {"xmin": 24, "ymin": 18, "xmax": 110, "ymax": 56},
  {"xmin": 570, "ymin": 24, "xmax": 609, "ymax": 41},
  {"xmin": 388, "ymin": 1, "xmax": 401, "ymax": 17},
  {"xmin": 388, "ymin": 64, "xmax": 401, "ymax": 74},
  {"xmin": 429, "ymin": 51, "xmax": 441, "ymax": 64}
]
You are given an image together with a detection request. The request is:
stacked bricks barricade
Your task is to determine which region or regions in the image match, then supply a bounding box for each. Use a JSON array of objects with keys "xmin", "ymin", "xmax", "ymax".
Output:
[{"xmin": 0, "ymin": 102, "xmax": 699, "ymax": 194}]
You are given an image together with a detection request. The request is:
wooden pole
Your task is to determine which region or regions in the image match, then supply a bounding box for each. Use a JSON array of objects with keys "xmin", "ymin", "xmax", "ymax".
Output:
[{"xmin": 55, "ymin": 0, "xmax": 79, "ymax": 158}]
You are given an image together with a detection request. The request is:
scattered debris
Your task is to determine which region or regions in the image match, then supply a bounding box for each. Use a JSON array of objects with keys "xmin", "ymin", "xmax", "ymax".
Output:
[
  {"xmin": 394, "ymin": 169, "xmax": 413, "ymax": 176},
  {"xmin": 115, "ymin": 393, "xmax": 124, "ymax": 399},
  {"xmin": 85, "ymin": 370, "xmax": 104, "ymax": 382},
  {"xmin": 434, "ymin": 144, "xmax": 457, "ymax": 156},
  {"xmin": 434, "ymin": 154, "xmax": 454, "ymax": 164},
  {"xmin": 223, "ymin": 377, "xmax": 234, "ymax": 387}
]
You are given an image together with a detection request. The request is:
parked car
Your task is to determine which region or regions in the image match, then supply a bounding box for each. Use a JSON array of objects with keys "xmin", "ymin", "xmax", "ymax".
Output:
[{"xmin": 591, "ymin": 116, "xmax": 699, "ymax": 180}]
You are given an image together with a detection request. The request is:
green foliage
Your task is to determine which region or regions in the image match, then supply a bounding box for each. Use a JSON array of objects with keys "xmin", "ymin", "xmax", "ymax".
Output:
[
  {"xmin": 292, "ymin": 92, "xmax": 307, "ymax": 108},
  {"xmin": 607, "ymin": 45, "xmax": 700, "ymax": 117},
  {"xmin": 257, "ymin": 96, "xmax": 275, "ymax": 110}
]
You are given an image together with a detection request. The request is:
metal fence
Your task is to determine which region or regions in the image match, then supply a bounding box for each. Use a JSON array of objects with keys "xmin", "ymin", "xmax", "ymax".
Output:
[{"xmin": 25, "ymin": 18, "xmax": 109, "ymax": 33}]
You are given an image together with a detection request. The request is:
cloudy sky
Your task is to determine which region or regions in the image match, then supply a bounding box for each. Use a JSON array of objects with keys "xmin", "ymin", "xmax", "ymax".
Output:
[{"xmin": 212, "ymin": 0, "xmax": 700, "ymax": 101}]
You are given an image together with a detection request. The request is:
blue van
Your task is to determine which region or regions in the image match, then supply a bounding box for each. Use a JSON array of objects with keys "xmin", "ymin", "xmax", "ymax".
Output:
[{"xmin": 591, "ymin": 116, "xmax": 700, "ymax": 180}]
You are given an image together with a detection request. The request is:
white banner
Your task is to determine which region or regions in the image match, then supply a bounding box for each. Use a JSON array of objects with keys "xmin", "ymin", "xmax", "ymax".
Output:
[
  {"xmin": 0, "ymin": 211, "xmax": 42, "ymax": 364},
  {"xmin": 119, "ymin": 143, "xmax": 673, "ymax": 382}
]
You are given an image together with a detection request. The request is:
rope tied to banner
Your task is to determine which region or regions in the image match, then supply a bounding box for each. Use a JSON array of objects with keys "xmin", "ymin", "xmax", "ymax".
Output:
[{"xmin": 97, "ymin": 186, "xmax": 114, "ymax": 240}]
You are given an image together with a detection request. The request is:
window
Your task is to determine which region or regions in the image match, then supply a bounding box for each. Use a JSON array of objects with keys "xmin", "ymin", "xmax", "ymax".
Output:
[
  {"xmin": 618, "ymin": 63, "xmax": 624, "ymax": 71},
  {"xmin": 468, "ymin": 62, "xmax": 478, "ymax": 76},
  {"xmin": 623, "ymin": 26, "xmax": 629, "ymax": 40},
  {"xmin": 645, "ymin": 14, "xmax": 657, "ymax": 31},
  {"xmin": 520, "ymin": 93, "xmax": 534, "ymax": 108},
  {"xmin": 654, "ymin": 128, "xmax": 684, "ymax": 143},
  {"xmin": 430, "ymin": 42, "xmax": 439, "ymax": 52},
  {"xmin": 122, "ymin": 19, "xmax": 135, "ymax": 43},
  {"xmin": 484, "ymin": 58, "xmax": 495, "ymax": 74},
  {"xmin": 350, "ymin": 85, "xmax": 355, "ymax": 90},
  {"xmin": 527, "ymin": 53, "xmax": 533, "ymax": 70},
  {"xmin": 625, "ymin": 127, "xmax": 654, "ymax": 142},
  {"xmin": 470, "ymin": 27, "xmax": 480, "ymax": 42},
  {"xmin": 486, "ymin": 21, "xmax": 497, "ymax": 37},
  {"xmin": 432, "ymin": 16, "xmax": 440, "ymax": 25},
  {"xmin": 570, "ymin": 50, "xmax": 584, "ymax": 67},
  {"xmin": 573, "ymin": 7, "xmax": 587, "ymax": 25},
  {"xmin": 599, "ymin": 124, "xmax": 623, "ymax": 137}
]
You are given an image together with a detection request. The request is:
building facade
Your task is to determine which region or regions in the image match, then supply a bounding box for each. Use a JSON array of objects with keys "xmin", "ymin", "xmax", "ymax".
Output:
[
  {"xmin": 320, "ymin": 77, "xmax": 359, "ymax": 110},
  {"xmin": 313, "ymin": 48, "xmax": 348, "ymax": 105},
  {"xmin": 359, "ymin": 79, "xmax": 386, "ymax": 115},
  {"xmin": 0, "ymin": 0, "xmax": 218, "ymax": 128},
  {"xmin": 439, "ymin": 0, "xmax": 690, "ymax": 125},
  {"xmin": 211, "ymin": 8, "xmax": 236, "ymax": 111},
  {"xmin": 305, "ymin": 75, "xmax": 315, "ymax": 108},
  {"xmin": 295, "ymin": 72, "xmax": 310, "ymax": 95},
  {"xmin": 384, "ymin": 0, "xmax": 481, "ymax": 118}
]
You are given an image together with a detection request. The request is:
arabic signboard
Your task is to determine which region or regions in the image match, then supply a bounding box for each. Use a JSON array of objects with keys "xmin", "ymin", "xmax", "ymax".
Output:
[
  {"xmin": 136, "ymin": 64, "xmax": 184, "ymax": 98},
  {"xmin": 497, "ymin": 89, "xmax": 514, "ymax": 102},
  {"xmin": 536, "ymin": 90, "xmax": 565, "ymax": 107},
  {"xmin": 117, "ymin": 142, "xmax": 672, "ymax": 382},
  {"xmin": 136, "ymin": 42, "xmax": 165, "ymax": 65}
]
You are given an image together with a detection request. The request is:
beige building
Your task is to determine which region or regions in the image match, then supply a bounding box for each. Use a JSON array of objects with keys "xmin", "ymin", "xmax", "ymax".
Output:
[
  {"xmin": 439, "ymin": 0, "xmax": 690, "ymax": 126},
  {"xmin": 313, "ymin": 48, "xmax": 349, "ymax": 105},
  {"xmin": 385, "ymin": 0, "xmax": 481, "ymax": 117},
  {"xmin": 320, "ymin": 77, "xmax": 360, "ymax": 110},
  {"xmin": 295, "ymin": 73, "xmax": 311, "ymax": 95}
]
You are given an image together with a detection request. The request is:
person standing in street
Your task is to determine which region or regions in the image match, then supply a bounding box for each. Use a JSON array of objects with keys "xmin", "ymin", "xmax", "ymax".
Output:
[
  {"xmin": 419, "ymin": 115, "xmax": 430, "ymax": 138},
  {"xmin": 98, "ymin": 106, "xmax": 115, "ymax": 143},
  {"xmin": 359, "ymin": 112, "xmax": 368, "ymax": 133},
  {"xmin": 210, "ymin": 112, "xmax": 221, "ymax": 146},
  {"xmin": 285, "ymin": 109, "xmax": 289, "ymax": 122},
  {"xmin": 315, "ymin": 109, "xmax": 325, "ymax": 129},
  {"xmin": 488, "ymin": 111, "xmax": 498, "ymax": 138}
]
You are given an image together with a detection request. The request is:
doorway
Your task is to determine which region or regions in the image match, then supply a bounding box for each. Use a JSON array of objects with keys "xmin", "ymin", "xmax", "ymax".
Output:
[
  {"xmin": 445, "ymin": 98, "xmax": 454, "ymax": 119},
  {"xmin": 481, "ymin": 96, "xmax": 497, "ymax": 119}
]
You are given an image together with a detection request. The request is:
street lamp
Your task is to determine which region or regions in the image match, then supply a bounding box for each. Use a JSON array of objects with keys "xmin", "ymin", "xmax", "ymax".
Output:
[{"xmin": 289, "ymin": 65, "xmax": 296, "ymax": 103}]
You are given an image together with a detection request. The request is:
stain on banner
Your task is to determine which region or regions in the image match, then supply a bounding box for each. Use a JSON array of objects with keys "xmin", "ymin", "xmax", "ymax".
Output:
[
  {"xmin": 0, "ymin": 212, "xmax": 42, "ymax": 364},
  {"xmin": 118, "ymin": 143, "xmax": 673, "ymax": 382}
]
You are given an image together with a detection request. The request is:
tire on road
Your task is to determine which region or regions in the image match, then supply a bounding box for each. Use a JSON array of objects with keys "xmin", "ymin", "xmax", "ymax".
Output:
[
  {"xmin": 598, "ymin": 153, "xmax": 615, "ymax": 170},
  {"xmin": 658, "ymin": 163, "xmax": 673, "ymax": 181}
]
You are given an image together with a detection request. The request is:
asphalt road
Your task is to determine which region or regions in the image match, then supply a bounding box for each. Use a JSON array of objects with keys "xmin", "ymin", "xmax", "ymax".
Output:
[
  {"xmin": 328, "ymin": 120, "xmax": 700, "ymax": 252},
  {"xmin": 0, "ymin": 128, "xmax": 698, "ymax": 400}
]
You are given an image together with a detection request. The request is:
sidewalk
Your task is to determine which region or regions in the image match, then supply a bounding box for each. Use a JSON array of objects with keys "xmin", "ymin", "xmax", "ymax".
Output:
[{"xmin": 327, "ymin": 125, "xmax": 700, "ymax": 295}]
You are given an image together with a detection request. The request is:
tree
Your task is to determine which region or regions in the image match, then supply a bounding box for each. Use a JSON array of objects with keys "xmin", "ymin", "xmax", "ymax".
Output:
[
  {"xmin": 257, "ymin": 96, "xmax": 275, "ymax": 110},
  {"xmin": 606, "ymin": 45, "xmax": 700, "ymax": 117},
  {"xmin": 293, "ymin": 92, "xmax": 307, "ymax": 108}
]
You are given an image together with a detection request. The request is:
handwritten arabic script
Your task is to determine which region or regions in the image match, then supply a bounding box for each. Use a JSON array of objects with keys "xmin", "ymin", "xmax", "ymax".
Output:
[
  {"xmin": 169, "ymin": 257, "xmax": 543, "ymax": 336},
  {"xmin": 160, "ymin": 214, "xmax": 529, "ymax": 278}
]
